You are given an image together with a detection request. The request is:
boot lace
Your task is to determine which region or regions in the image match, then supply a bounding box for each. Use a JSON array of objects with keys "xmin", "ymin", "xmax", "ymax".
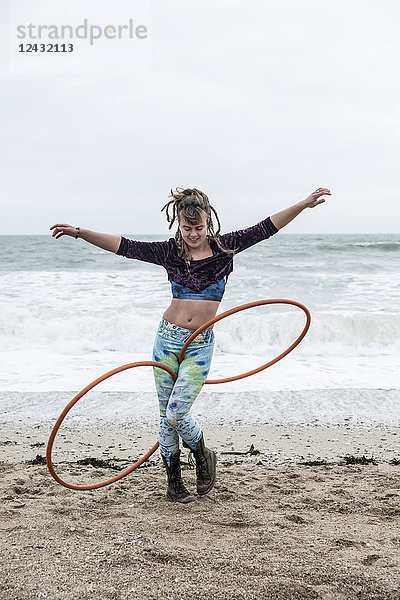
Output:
[
  {"xmin": 171, "ymin": 463, "xmax": 190, "ymax": 496},
  {"xmin": 187, "ymin": 451, "xmax": 196, "ymax": 470},
  {"xmin": 193, "ymin": 450, "xmax": 211, "ymax": 483}
]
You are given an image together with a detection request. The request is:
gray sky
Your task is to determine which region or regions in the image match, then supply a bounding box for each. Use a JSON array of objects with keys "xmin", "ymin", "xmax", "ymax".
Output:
[{"xmin": 1, "ymin": 0, "xmax": 399, "ymax": 235}]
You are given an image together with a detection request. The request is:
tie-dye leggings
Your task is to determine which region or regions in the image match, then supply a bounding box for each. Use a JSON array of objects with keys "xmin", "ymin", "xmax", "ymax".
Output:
[{"xmin": 152, "ymin": 319, "xmax": 215, "ymax": 465}]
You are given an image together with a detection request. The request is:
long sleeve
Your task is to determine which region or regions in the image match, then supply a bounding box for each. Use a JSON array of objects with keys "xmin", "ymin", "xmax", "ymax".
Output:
[
  {"xmin": 116, "ymin": 236, "xmax": 170, "ymax": 266},
  {"xmin": 218, "ymin": 216, "xmax": 278, "ymax": 254}
]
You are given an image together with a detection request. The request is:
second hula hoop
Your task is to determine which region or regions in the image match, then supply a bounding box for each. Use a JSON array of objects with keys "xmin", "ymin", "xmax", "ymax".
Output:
[{"xmin": 46, "ymin": 299, "xmax": 311, "ymax": 491}]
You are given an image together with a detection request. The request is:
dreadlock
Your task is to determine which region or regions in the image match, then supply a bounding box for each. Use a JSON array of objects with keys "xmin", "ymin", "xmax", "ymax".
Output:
[{"xmin": 161, "ymin": 187, "xmax": 235, "ymax": 267}]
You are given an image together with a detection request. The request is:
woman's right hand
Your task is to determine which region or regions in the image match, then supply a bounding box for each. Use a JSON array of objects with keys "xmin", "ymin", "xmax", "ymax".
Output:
[{"xmin": 49, "ymin": 223, "xmax": 77, "ymax": 239}]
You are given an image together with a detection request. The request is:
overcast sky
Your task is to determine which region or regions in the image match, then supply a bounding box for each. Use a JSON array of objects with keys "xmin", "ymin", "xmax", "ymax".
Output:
[{"xmin": 1, "ymin": 0, "xmax": 399, "ymax": 235}]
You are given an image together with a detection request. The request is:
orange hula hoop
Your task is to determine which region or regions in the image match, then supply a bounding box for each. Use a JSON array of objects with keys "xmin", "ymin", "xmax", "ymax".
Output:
[{"xmin": 46, "ymin": 299, "xmax": 310, "ymax": 491}]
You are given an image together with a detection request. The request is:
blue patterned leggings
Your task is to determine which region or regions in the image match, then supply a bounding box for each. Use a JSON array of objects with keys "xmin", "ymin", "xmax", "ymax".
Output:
[{"xmin": 152, "ymin": 319, "xmax": 215, "ymax": 465}]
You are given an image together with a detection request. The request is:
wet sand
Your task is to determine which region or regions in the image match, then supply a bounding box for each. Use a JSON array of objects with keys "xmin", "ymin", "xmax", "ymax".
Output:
[{"xmin": 1, "ymin": 422, "xmax": 400, "ymax": 600}]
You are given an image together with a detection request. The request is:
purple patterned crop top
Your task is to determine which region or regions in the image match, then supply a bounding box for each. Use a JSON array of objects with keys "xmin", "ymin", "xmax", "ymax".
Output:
[{"xmin": 116, "ymin": 216, "xmax": 278, "ymax": 302}]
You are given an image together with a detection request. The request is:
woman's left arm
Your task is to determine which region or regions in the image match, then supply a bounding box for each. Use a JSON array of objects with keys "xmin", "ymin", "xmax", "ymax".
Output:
[{"xmin": 270, "ymin": 187, "xmax": 331, "ymax": 230}]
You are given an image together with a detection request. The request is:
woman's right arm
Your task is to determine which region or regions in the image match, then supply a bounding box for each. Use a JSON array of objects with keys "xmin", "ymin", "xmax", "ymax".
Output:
[{"xmin": 49, "ymin": 223, "xmax": 121, "ymax": 253}]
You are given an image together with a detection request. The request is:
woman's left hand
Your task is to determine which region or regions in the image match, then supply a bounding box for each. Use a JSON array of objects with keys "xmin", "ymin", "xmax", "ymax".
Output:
[{"xmin": 303, "ymin": 188, "xmax": 331, "ymax": 208}]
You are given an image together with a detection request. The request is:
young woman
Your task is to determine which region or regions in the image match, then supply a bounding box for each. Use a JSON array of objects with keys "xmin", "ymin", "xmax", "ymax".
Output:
[{"xmin": 50, "ymin": 186, "xmax": 330, "ymax": 503}]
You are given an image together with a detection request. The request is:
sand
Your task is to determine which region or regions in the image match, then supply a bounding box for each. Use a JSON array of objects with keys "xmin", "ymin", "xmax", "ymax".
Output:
[{"xmin": 1, "ymin": 421, "xmax": 400, "ymax": 600}]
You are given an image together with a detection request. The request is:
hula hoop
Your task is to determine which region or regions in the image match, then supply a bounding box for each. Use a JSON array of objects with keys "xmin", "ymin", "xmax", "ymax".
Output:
[
  {"xmin": 47, "ymin": 299, "xmax": 310, "ymax": 491},
  {"xmin": 46, "ymin": 362, "xmax": 175, "ymax": 491},
  {"xmin": 179, "ymin": 299, "xmax": 311, "ymax": 383}
]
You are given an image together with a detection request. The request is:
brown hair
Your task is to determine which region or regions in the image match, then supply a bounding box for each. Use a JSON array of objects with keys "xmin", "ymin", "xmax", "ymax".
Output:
[{"xmin": 161, "ymin": 187, "xmax": 236, "ymax": 266}]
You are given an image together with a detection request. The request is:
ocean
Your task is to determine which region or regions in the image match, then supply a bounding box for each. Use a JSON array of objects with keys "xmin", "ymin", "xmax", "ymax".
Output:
[{"xmin": 1, "ymin": 232, "xmax": 399, "ymax": 426}]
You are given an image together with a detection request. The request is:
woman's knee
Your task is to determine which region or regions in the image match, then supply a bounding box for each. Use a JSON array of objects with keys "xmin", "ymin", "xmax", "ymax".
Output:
[
  {"xmin": 165, "ymin": 403, "xmax": 183, "ymax": 425},
  {"xmin": 166, "ymin": 382, "xmax": 203, "ymax": 422}
]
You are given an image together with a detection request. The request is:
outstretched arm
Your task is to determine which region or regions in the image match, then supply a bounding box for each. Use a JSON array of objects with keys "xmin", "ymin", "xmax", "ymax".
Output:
[
  {"xmin": 270, "ymin": 187, "xmax": 331, "ymax": 230},
  {"xmin": 49, "ymin": 223, "xmax": 121, "ymax": 253}
]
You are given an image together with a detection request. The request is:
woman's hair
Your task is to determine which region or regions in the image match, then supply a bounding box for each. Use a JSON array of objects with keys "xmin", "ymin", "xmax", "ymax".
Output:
[{"xmin": 161, "ymin": 187, "xmax": 235, "ymax": 266}]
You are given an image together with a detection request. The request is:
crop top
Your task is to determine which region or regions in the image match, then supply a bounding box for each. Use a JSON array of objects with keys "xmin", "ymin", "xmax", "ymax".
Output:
[{"xmin": 116, "ymin": 216, "xmax": 278, "ymax": 302}]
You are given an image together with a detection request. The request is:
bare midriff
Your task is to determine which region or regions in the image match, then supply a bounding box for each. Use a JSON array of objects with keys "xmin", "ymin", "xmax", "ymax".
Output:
[{"xmin": 162, "ymin": 298, "xmax": 220, "ymax": 331}]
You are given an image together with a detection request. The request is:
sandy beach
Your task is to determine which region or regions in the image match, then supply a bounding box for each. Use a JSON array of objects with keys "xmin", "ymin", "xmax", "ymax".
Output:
[{"xmin": 1, "ymin": 421, "xmax": 400, "ymax": 600}]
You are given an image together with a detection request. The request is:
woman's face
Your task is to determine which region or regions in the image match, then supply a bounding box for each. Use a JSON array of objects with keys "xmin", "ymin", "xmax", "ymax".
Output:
[{"xmin": 178, "ymin": 216, "xmax": 209, "ymax": 250}]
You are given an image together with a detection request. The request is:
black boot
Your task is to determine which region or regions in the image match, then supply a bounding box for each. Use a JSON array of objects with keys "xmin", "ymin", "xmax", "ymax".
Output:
[
  {"xmin": 161, "ymin": 450, "xmax": 196, "ymax": 503},
  {"xmin": 187, "ymin": 433, "xmax": 217, "ymax": 496}
]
